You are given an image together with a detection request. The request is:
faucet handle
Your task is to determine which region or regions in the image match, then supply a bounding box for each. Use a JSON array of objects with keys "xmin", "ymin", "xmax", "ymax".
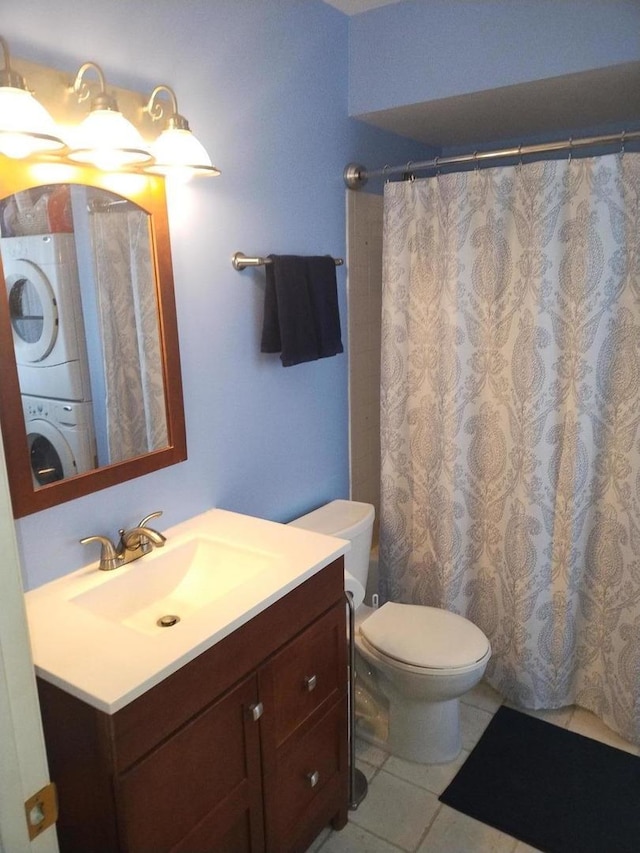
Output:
[
  {"xmin": 134, "ymin": 510, "xmax": 166, "ymax": 553},
  {"xmin": 138, "ymin": 510, "xmax": 163, "ymax": 528},
  {"xmin": 80, "ymin": 535, "xmax": 119, "ymax": 571}
]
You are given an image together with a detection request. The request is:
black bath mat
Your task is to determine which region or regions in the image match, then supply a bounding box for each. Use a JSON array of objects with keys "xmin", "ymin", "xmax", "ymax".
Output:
[{"xmin": 439, "ymin": 705, "xmax": 640, "ymax": 853}]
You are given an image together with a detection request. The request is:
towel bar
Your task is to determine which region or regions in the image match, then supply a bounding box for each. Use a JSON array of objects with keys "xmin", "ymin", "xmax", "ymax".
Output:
[{"xmin": 232, "ymin": 251, "xmax": 344, "ymax": 271}]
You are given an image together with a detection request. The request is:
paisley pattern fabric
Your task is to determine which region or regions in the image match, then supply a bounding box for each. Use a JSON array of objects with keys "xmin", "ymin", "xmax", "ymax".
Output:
[
  {"xmin": 90, "ymin": 210, "xmax": 168, "ymax": 463},
  {"xmin": 380, "ymin": 154, "xmax": 640, "ymax": 743}
]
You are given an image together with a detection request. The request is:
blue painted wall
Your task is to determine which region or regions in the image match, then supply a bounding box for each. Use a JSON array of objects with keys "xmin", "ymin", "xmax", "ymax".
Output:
[
  {"xmin": 5, "ymin": 0, "xmax": 638, "ymax": 588},
  {"xmin": 349, "ymin": 0, "xmax": 640, "ymax": 115},
  {"xmin": 3, "ymin": 0, "xmax": 431, "ymax": 588}
]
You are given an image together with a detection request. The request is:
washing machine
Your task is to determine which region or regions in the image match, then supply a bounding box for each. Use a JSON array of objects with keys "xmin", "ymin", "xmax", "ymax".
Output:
[
  {"xmin": 22, "ymin": 394, "xmax": 97, "ymax": 487},
  {"xmin": 1, "ymin": 233, "xmax": 91, "ymax": 401}
]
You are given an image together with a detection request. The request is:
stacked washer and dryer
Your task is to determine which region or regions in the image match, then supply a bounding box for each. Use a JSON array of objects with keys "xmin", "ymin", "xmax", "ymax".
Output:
[{"xmin": 2, "ymin": 230, "xmax": 97, "ymax": 487}]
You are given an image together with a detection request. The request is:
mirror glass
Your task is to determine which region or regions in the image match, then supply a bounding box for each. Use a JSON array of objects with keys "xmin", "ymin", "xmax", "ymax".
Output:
[{"xmin": 0, "ymin": 164, "xmax": 186, "ymax": 517}]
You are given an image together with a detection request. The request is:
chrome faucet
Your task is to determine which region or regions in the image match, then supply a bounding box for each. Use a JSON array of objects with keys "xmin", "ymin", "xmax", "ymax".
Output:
[{"xmin": 80, "ymin": 511, "xmax": 166, "ymax": 571}]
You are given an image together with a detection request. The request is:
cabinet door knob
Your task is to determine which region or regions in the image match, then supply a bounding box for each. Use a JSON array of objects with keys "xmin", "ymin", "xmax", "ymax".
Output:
[
  {"xmin": 304, "ymin": 674, "xmax": 317, "ymax": 692},
  {"xmin": 248, "ymin": 701, "xmax": 264, "ymax": 722},
  {"xmin": 307, "ymin": 770, "xmax": 320, "ymax": 788}
]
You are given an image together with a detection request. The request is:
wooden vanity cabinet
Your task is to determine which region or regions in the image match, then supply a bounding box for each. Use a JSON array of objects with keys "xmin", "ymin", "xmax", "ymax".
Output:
[{"xmin": 36, "ymin": 558, "xmax": 348, "ymax": 853}]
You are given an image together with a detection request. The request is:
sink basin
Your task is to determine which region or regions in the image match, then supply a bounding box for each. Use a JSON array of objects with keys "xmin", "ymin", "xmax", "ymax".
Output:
[
  {"xmin": 26, "ymin": 507, "xmax": 349, "ymax": 712},
  {"xmin": 72, "ymin": 536, "xmax": 277, "ymax": 635}
]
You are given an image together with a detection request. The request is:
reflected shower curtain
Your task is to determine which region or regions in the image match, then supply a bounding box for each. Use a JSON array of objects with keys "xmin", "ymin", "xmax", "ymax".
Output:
[
  {"xmin": 90, "ymin": 209, "xmax": 168, "ymax": 463},
  {"xmin": 380, "ymin": 153, "xmax": 640, "ymax": 743}
]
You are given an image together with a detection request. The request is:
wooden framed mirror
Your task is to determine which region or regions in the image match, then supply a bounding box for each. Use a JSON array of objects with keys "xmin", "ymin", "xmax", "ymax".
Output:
[{"xmin": 0, "ymin": 158, "xmax": 186, "ymax": 517}]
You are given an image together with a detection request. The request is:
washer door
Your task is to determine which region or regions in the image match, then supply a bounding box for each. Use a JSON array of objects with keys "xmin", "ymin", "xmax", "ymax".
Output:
[
  {"xmin": 26, "ymin": 420, "xmax": 76, "ymax": 486},
  {"xmin": 5, "ymin": 258, "xmax": 59, "ymax": 364}
]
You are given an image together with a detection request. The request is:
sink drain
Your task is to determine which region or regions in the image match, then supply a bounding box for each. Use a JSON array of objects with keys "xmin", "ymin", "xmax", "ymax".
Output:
[{"xmin": 157, "ymin": 614, "xmax": 180, "ymax": 628}]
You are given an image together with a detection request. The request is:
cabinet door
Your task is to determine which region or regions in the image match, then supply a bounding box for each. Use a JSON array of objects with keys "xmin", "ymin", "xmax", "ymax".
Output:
[{"xmin": 118, "ymin": 674, "xmax": 264, "ymax": 853}]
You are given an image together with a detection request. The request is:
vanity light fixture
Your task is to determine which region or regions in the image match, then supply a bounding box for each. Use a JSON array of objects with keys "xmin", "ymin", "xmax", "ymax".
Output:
[
  {"xmin": 67, "ymin": 61, "xmax": 152, "ymax": 171},
  {"xmin": 143, "ymin": 84, "xmax": 220, "ymax": 180},
  {"xmin": 0, "ymin": 35, "xmax": 66, "ymax": 159}
]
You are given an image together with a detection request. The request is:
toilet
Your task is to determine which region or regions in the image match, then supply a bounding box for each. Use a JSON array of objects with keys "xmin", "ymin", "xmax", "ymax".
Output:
[{"xmin": 289, "ymin": 500, "xmax": 491, "ymax": 764}]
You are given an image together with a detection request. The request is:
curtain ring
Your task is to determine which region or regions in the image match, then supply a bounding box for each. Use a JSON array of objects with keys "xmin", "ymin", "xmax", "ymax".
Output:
[
  {"xmin": 518, "ymin": 144, "xmax": 523, "ymax": 168},
  {"xmin": 434, "ymin": 155, "xmax": 440, "ymax": 177},
  {"xmin": 473, "ymin": 151, "xmax": 479, "ymax": 173},
  {"xmin": 406, "ymin": 160, "xmax": 415, "ymax": 182},
  {"xmin": 568, "ymin": 137, "xmax": 573, "ymax": 164},
  {"xmin": 383, "ymin": 164, "xmax": 390, "ymax": 184},
  {"xmin": 621, "ymin": 130, "xmax": 626, "ymax": 157}
]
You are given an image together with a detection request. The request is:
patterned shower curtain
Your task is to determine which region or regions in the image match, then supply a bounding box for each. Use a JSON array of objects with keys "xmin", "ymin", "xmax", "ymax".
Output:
[
  {"xmin": 380, "ymin": 153, "xmax": 640, "ymax": 744},
  {"xmin": 89, "ymin": 208, "xmax": 168, "ymax": 463}
]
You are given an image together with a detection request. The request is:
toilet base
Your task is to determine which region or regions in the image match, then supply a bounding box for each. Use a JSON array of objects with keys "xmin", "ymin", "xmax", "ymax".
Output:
[
  {"xmin": 388, "ymin": 694, "xmax": 461, "ymax": 764},
  {"xmin": 355, "ymin": 675, "xmax": 463, "ymax": 764}
]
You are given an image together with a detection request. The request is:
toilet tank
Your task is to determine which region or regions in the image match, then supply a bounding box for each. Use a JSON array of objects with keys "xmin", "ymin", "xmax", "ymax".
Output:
[{"xmin": 288, "ymin": 500, "xmax": 375, "ymax": 591}]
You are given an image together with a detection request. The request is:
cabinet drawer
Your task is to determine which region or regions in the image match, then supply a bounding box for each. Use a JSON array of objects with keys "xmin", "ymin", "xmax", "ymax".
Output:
[
  {"xmin": 264, "ymin": 698, "xmax": 347, "ymax": 851},
  {"xmin": 260, "ymin": 601, "xmax": 346, "ymax": 749}
]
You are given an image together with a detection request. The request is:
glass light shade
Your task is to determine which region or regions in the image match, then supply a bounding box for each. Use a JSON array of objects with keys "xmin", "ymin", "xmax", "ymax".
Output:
[
  {"xmin": 0, "ymin": 86, "xmax": 66, "ymax": 158},
  {"xmin": 67, "ymin": 108, "xmax": 152, "ymax": 171},
  {"xmin": 146, "ymin": 127, "xmax": 220, "ymax": 180}
]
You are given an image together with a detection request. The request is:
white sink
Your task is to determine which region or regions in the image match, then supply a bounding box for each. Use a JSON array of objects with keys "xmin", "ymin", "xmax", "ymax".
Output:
[
  {"xmin": 72, "ymin": 536, "xmax": 277, "ymax": 636},
  {"xmin": 25, "ymin": 508, "xmax": 349, "ymax": 713}
]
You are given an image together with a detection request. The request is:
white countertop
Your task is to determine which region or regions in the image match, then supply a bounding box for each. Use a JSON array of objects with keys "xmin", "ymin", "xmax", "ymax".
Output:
[{"xmin": 25, "ymin": 508, "xmax": 349, "ymax": 714}]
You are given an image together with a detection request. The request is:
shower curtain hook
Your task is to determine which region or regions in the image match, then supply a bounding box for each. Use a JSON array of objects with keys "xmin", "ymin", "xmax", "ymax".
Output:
[
  {"xmin": 434, "ymin": 156, "xmax": 440, "ymax": 177},
  {"xmin": 383, "ymin": 164, "xmax": 391, "ymax": 184},
  {"xmin": 621, "ymin": 130, "xmax": 626, "ymax": 157},
  {"xmin": 406, "ymin": 161, "xmax": 415, "ymax": 182},
  {"xmin": 568, "ymin": 137, "xmax": 573, "ymax": 164},
  {"xmin": 518, "ymin": 144, "xmax": 523, "ymax": 168},
  {"xmin": 473, "ymin": 151, "xmax": 479, "ymax": 173}
]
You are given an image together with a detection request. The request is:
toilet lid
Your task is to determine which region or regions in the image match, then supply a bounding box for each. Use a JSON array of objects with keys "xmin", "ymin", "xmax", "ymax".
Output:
[{"xmin": 360, "ymin": 602, "xmax": 490, "ymax": 669}]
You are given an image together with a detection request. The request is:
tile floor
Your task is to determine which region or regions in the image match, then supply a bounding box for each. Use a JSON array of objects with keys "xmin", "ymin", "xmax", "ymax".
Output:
[{"xmin": 306, "ymin": 681, "xmax": 640, "ymax": 853}]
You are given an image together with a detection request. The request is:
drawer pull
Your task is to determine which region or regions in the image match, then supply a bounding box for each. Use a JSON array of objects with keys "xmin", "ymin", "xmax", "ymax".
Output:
[
  {"xmin": 248, "ymin": 701, "xmax": 264, "ymax": 722},
  {"xmin": 307, "ymin": 770, "xmax": 320, "ymax": 788},
  {"xmin": 304, "ymin": 674, "xmax": 317, "ymax": 692}
]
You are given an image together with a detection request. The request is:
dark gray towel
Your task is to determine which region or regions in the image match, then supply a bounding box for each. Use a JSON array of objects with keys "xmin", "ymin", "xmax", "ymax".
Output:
[{"xmin": 261, "ymin": 255, "xmax": 343, "ymax": 367}]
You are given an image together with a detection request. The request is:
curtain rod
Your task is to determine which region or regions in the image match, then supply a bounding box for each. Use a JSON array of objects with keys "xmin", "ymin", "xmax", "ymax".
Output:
[{"xmin": 343, "ymin": 129, "xmax": 640, "ymax": 189}]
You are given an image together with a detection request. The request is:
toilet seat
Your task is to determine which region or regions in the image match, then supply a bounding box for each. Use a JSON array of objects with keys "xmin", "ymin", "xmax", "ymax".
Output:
[{"xmin": 359, "ymin": 602, "xmax": 490, "ymax": 670}]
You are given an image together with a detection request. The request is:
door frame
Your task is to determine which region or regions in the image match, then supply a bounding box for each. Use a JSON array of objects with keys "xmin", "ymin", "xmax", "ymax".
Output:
[{"xmin": 0, "ymin": 424, "xmax": 58, "ymax": 852}]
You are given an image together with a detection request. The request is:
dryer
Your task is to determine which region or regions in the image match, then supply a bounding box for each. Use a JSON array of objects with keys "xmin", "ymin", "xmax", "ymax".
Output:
[
  {"xmin": 2, "ymin": 233, "xmax": 91, "ymax": 401},
  {"xmin": 22, "ymin": 394, "xmax": 97, "ymax": 487}
]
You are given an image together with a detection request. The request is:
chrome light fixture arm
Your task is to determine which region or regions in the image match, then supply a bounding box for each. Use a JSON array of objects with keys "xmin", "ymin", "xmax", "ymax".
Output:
[
  {"xmin": 0, "ymin": 36, "xmax": 27, "ymax": 89},
  {"xmin": 145, "ymin": 84, "xmax": 189, "ymax": 130},
  {"xmin": 71, "ymin": 61, "xmax": 116, "ymax": 111}
]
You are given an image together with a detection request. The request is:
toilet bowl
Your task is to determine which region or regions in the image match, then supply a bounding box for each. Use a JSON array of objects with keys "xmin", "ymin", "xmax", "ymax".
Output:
[
  {"xmin": 356, "ymin": 601, "xmax": 490, "ymax": 762},
  {"xmin": 289, "ymin": 500, "xmax": 491, "ymax": 764}
]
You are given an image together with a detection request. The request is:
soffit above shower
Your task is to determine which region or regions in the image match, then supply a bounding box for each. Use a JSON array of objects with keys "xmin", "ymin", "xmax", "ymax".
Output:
[
  {"xmin": 323, "ymin": 0, "xmax": 404, "ymax": 14},
  {"xmin": 352, "ymin": 62, "xmax": 640, "ymax": 151},
  {"xmin": 324, "ymin": 0, "xmax": 640, "ymax": 151}
]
